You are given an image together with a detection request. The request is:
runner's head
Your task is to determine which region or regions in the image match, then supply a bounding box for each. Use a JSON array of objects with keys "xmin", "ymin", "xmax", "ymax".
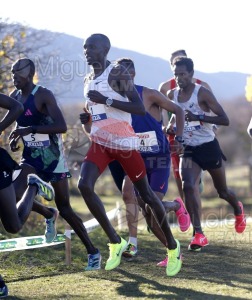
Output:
[
  {"xmin": 116, "ymin": 57, "xmax": 135, "ymax": 79},
  {"xmin": 83, "ymin": 33, "xmax": 111, "ymax": 66},
  {"xmin": 11, "ymin": 58, "xmax": 35, "ymax": 78},
  {"xmin": 11, "ymin": 58, "xmax": 35, "ymax": 90},
  {"xmin": 170, "ymin": 49, "xmax": 187, "ymax": 67}
]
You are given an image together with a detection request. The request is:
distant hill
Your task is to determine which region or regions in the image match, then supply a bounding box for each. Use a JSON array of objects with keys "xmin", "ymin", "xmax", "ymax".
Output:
[{"xmin": 35, "ymin": 31, "xmax": 249, "ymax": 105}]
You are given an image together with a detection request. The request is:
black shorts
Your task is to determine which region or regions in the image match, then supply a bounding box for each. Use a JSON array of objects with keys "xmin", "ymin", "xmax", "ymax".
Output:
[
  {"xmin": 36, "ymin": 171, "xmax": 72, "ymax": 183},
  {"xmin": 182, "ymin": 138, "xmax": 226, "ymax": 170},
  {"xmin": 0, "ymin": 147, "xmax": 20, "ymax": 190},
  {"xmin": 0, "ymin": 169, "xmax": 12, "ymax": 190}
]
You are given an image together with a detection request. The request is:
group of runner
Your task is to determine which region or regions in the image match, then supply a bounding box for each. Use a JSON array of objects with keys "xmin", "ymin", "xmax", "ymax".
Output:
[{"xmin": 0, "ymin": 33, "xmax": 247, "ymax": 297}]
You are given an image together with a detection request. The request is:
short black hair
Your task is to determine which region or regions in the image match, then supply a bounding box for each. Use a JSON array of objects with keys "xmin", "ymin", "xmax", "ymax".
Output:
[
  {"xmin": 116, "ymin": 57, "xmax": 135, "ymax": 70},
  {"xmin": 27, "ymin": 59, "xmax": 35, "ymax": 76},
  {"xmin": 89, "ymin": 33, "xmax": 111, "ymax": 50},
  {"xmin": 171, "ymin": 49, "xmax": 187, "ymax": 57},
  {"xmin": 13, "ymin": 58, "xmax": 35, "ymax": 77},
  {"xmin": 173, "ymin": 56, "xmax": 194, "ymax": 73}
]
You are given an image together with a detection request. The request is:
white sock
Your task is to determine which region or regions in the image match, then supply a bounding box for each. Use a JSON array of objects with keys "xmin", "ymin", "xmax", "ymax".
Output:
[{"xmin": 128, "ymin": 237, "xmax": 137, "ymax": 247}]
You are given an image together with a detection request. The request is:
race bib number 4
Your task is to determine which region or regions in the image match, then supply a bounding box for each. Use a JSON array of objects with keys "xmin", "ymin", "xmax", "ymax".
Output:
[
  {"xmin": 22, "ymin": 133, "xmax": 50, "ymax": 148},
  {"xmin": 90, "ymin": 104, "xmax": 107, "ymax": 122},
  {"xmin": 136, "ymin": 131, "xmax": 159, "ymax": 153}
]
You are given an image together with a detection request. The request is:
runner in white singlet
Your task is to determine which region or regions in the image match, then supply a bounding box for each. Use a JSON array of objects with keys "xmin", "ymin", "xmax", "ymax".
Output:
[
  {"xmin": 79, "ymin": 33, "xmax": 182, "ymax": 276},
  {"xmin": 168, "ymin": 56, "xmax": 246, "ymax": 251}
]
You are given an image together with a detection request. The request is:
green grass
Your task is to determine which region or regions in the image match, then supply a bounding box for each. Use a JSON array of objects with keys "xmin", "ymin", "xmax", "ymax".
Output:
[
  {"xmin": 1, "ymin": 224, "xmax": 252, "ymax": 299},
  {"xmin": 1, "ymin": 164, "xmax": 252, "ymax": 299}
]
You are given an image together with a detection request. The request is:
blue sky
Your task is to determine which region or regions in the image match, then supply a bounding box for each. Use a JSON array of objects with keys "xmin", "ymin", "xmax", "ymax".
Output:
[{"xmin": 1, "ymin": 0, "xmax": 251, "ymax": 74}]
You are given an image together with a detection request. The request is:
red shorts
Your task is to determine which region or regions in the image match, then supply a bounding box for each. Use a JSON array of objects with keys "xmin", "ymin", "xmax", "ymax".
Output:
[
  {"xmin": 84, "ymin": 142, "xmax": 146, "ymax": 182},
  {"xmin": 167, "ymin": 134, "xmax": 180, "ymax": 179}
]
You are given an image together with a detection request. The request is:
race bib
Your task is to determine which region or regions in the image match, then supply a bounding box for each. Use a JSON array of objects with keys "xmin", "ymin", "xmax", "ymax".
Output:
[
  {"xmin": 89, "ymin": 104, "xmax": 107, "ymax": 122},
  {"xmin": 184, "ymin": 121, "xmax": 201, "ymax": 132},
  {"xmin": 136, "ymin": 131, "xmax": 159, "ymax": 153},
  {"xmin": 19, "ymin": 127, "xmax": 50, "ymax": 148},
  {"xmin": 22, "ymin": 133, "xmax": 50, "ymax": 148}
]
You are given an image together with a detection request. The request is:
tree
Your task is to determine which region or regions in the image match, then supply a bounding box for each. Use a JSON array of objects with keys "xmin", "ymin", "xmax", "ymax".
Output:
[
  {"xmin": 0, "ymin": 18, "xmax": 57, "ymax": 95},
  {"xmin": 0, "ymin": 19, "xmax": 90, "ymax": 176}
]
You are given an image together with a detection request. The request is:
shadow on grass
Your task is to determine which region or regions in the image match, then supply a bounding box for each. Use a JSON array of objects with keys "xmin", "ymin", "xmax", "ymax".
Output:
[
  {"xmin": 2, "ymin": 229, "xmax": 252, "ymax": 299},
  {"xmin": 85, "ymin": 237, "xmax": 252, "ymax": 299},
  {"xmin": 184, "ymin": 243, "xmax": 252, "ymax": 287}
]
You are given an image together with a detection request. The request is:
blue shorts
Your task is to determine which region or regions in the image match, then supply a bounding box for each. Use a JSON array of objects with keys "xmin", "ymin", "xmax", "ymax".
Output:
[
  {"xmin": 143, "ymin": 155, "xmax": 170, "ymax": 195},
  {"xmin": 109, "ymin": 154, "xmax": 170, "ymax": 195}
]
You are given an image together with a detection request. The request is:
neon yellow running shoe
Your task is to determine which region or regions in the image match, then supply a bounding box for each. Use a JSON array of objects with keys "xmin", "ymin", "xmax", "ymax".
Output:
[
  {"xmin": 166, "ymin": 239, "xmax": 182, "ymax": 277},
  {"xmin": 105, "ymin": 237, "xmax": 127, "ymax": 271}
]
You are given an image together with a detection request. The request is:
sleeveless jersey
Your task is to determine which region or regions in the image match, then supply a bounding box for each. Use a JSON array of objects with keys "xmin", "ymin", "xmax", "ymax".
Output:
[
  {"xmin": 84, "ymin": 63, "xmax": 139, "ymax": 150},
  {"xmin": 15, "ymin": 85, "xmax": 69, "ymax": 173},
  {"xmin": 131, "ymin": 85, "xmax": 169, "ymax": 157},
  {"xmin": 166, "ymin": 78, "xmax": 202, "ymax": 121},
  {"xmin": 173, "ymin": 84, "xmax": 215, "ymax": 146}
]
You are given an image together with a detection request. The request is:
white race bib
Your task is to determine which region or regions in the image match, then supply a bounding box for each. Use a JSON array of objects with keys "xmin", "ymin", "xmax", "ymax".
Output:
[
  {"xmin": 184, "ymin": 121, "xmax": 201, "ymax": 132},
  {"xmin": 19, "ymin": 127, "xmax": 50, "ymax": 148},
  {"xmin": 89, "ymin": 104, "xmax": 107, "ymax": 122},
  {"xmin": 136, "ymin": 131, "xmax": 159, "ymax": 153}
]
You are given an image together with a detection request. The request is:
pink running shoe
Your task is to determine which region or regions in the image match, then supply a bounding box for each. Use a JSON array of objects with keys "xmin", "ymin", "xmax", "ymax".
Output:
[
  {"xmin": 175, "ymin": 197, "xmax": 191, "ymax": 232},
  {"xmin": 156, "ymin": 256, "xmax": 168, "ymax": 267},
  {"xmin": 188, "ymin": 233, "xmax": 209, "ymax": 251},
  {"xmin": 235, "ymin": 201, "xmax": 246, "ymax": 233}
]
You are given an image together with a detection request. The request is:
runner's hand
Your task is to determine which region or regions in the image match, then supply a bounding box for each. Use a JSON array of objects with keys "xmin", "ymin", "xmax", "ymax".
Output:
[
  {"xmin": 185, "ymin": 110, "xmax": 197, "ymax": 122},
  {"xmin": 80, "ymin": 107, "xmax": 92, "ymax": 124},
  {"xmin": 9, "ymin": 137, "xmax": 20, "ymax": 152},
  {"xmin": 87, "ymin": 90, "xmax": 106, "ymax": 104},
  {"xmin": 9, "ymin": 127, "xmax": 31, "ymax": 140}
]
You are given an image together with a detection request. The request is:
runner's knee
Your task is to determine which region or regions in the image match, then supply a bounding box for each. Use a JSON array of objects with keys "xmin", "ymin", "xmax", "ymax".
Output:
[
  {"xmin": 77, "ymin": 177, "xmax": 92, "ymax": 193},
  {"xmin": 2, "ymin": 221, "xmax": 21, "ymax": 234},
  {"xmin": 183, "ymin": 181, "xmax": 194, "ymax": 194},
  {"xmin": 122, "ymin": 190, "xmax": 135, "ymax": 204},
  {"xmin": 217, "ymin": 189, "xmax": 229, "ymax": 200}
]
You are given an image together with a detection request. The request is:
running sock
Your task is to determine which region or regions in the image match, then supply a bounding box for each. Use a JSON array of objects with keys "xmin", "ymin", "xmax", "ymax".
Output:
[{"xmin": 128, "ymin": 237, "xmax": 137, "ymax": 247}]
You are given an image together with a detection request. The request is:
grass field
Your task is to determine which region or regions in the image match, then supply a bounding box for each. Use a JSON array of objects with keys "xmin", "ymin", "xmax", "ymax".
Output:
[
  {"xmin": 1, "ymin": 221, "xmax": 252, "ymax": 299},
  {"xmin": 1, "ymin": 164, "xmax": 252, "ymax": 299}
]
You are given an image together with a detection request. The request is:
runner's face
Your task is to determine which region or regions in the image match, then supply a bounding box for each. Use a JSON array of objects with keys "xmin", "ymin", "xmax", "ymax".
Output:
[
  {"xmin": 173, "ymin": 65, "xmax": 193, "ymax": 88},
  {"xmin": 11, "ymin": 63, "xmax": 30, "ymax": 90},
  {"xmin": 83, "ymin": 36, "xmax": 104, "ymax": 66},
  {"xmin": 118, "ymin": 61, "xmax": 135, "ymax": 80}
]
